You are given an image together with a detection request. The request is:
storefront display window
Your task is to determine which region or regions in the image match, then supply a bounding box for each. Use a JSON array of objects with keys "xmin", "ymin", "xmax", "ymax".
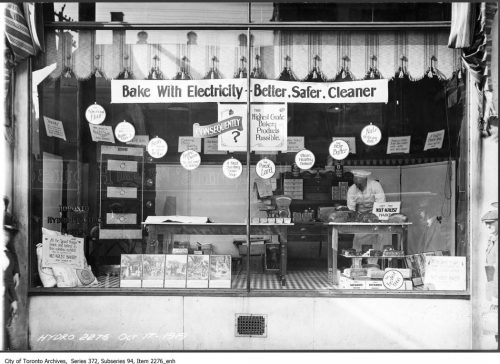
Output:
[{"xmin": 30, "ymin": 2, "xmax": 468, "ymax": 294}]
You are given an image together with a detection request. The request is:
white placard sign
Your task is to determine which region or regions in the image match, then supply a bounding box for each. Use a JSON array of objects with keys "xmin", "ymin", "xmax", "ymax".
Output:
[
  {"xmin": 89, "ymin": 124, "xmax": 115, "ymax": 143},
  {"xmin": 250, "ymin": 104, "xmax": 287, "ymax": 152},
  {"xmin": 111, "ymin": 78, "xmax": 388, "ymax": 104},
  {"xmin": 255, "ymin": 158, "xmax": 276, "ymax": 179},
  {"xmin": 382, "ymin": 270, "xmax": 404, "ymax": 290},
  {"xmin": 147, "ymin": 137, "xmax": 168, "ymax": 158},
  {"xmin": 180, "ymin": 150, "xmax": 201, "ymax": 170},
  {"xmin": 332, "ymin": 137, "xmax": 356, "ymax": 154},
  {"xmin": 178, "ymin": 136, "xmax": 202, "ymax": 152},
  {"xmin": 85, "ymin": 103, "xmax": 106, "ymax": 124},
  {"xmin": 424, "ymin": 130, "xmax": 445, "ymax": 151},
  {"xmin": 204, "ymin": 138, "xmax": 225, "ymax": 154},
  {"xmin": 361, "ymin": 124, "xmax": 381, "ymax": 146},
  {"xmin": 115, "ymin": 121, "xmax": 135, "ymax": 142},
  {"xmin": 222, "ymin": 158, "xmax": 243, "ymax": 179},
  {"xmin": 43, "ymin": 116, "xmax": 67, "ymax": 141},
  {"xmin": 372, "ymin": 202, "xmax": 401, "ymax": 220},
  {"xmin": 424, "ymin": 256, "xmax": 466, "ymax": 291},
  {"xmin": 295, "ymin": 149, "xmax": 315, "ymax": 170},
  {"xmin": 329, "ymin": 140, "xmax": 350, "ymax": 160},
  {"xmin": 42, "ymin": 235, "xmax": 84, "ymax": 269},
  {"xmin": 218, "ymin": 104, "xmax": 248, "ymax": 151},
  {"xmin": 387, "ymin": 136, "xmax": 411, "ymax": 154},
  {"xmin": 126, "ymin": 135, "xmax": 149, "ymax": 147},
  {"xmin": 287, "ymin": 137, "xmax": 305, "ymax": 152}
]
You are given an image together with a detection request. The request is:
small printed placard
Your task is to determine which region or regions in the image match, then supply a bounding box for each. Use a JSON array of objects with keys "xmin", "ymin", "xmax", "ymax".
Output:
[
  {"xmin": 43, "ymin": 116, "xmax": 67, "ymax": 141},
  {"xmin": 204, "ymin": 138, "xmax": 225, "ymax": 154},
  {"xmin": 329, "ymin": 140, "xmax": 350, "ymax": 160},
  {"xmin": 287, "ymin": 137, "xmax": 305, "ymax": 153},
  {"xmin": 387, "ymin": 136, "xmax": 411, "ymax": 154},
  {"xmin": 115, "ymin": 121, "xmax": 135, "ymax": 143},
  {"xmin": 126, "ymin": 135, "xmax": 149, "ymax": 147},
  {"xmin": 89, "ymin": 124, "xmax": 115, "ymax": 143},
  {"xmin": 382, "ymin": 270, "xmax": 404, "ymax": 290},
  {"xmin": 180, "ymin": 149, "xmax": 201, "ymax": 170},
  {"xmin": 372, "ymin": 202, "xmax": 401, "ymax": 220},
  {"xmin": 332, "ymin": 137, "xmax": 356, "ymax": 154},
  {"xmin": 85, "ymin": 103, "xmax": 106, "ymax": 125},
  {"xmin": 295, "ymin": 149, "xmax": 315, "ymax": 170},
  {"xmin": 424, "ymin": 256, "xmax": 466, "ymax": 291},
  {"xmin": 424, "ymin": 129, "xmax": 445, "ymax": 151},
  {"xmin": 255, "ymin": 158, "xmax": 276, "ymax": 179},
  {"xmin": 178, "ymin": 136, "xmax": 202, "ymax": 152},
  {"xmin": 147, "ymin": 137, "xmax": 168, "ymax": 159},
  {"xmin": 360, "ymin": 123, "xmax": 381, "ymax": 146},
  {"xmin": 42, "ymin": 235, "xmax": 84, "ymax": 269},
  {"xmin": 222, "ymin": 158, "xmax": 243, "ymax": 179}
]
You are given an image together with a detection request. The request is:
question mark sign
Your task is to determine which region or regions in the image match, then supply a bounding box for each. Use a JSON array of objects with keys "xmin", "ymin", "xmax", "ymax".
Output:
[{"xmin": 232, "ymin": 130, "xmax": 240, "ymax": 143}]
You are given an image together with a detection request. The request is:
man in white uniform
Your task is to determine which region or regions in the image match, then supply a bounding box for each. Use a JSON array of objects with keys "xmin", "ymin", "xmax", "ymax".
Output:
[{"xmin": 347, "ymin": 170, "xmax": 387, "ymax": 263}]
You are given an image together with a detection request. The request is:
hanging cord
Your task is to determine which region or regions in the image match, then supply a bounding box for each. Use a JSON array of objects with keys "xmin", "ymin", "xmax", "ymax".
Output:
[{"xmin": 441, "ymin": 81, "xmax": 454, "ymax": 218}]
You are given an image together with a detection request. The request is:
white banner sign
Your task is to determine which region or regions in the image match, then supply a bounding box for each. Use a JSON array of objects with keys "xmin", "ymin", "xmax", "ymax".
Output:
[
  {"xmin": 42, "ymin": 235, "xmax": 85, "ymax": 269},
  {"xmin": 43, "ymin": 116, "xmax": 66, "ymax": 141},
  {"xmin": 111, "ymin": 78, "xmax": 388, "ymax": 104},
  {"xmin": 372, "ymin": 201, "xmax": 401, "ymax": 220},
  {"xmin": 424, "ymin": 129, "xmax": 445, "ymax": 151},
  {"xmin": 387, "ymin": 136, "xmax": 411, "ymax": 154},
  {"xmin": 89, "ymin": 124, "xmax": 115, "ymax": 143}
]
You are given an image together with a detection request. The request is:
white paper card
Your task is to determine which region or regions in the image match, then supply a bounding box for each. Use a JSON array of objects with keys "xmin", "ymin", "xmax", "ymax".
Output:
[
  {"xmin": 89, "ymin": 124, "xmax": 115, "ymax": 143},
  {"xmin": 332, "ymin": 137, "xmax": 356, "ymax": 154},
  {"xmin": 126, "ymin": 135, "xmax": 149, "ymax": 147},
  {"xmin": 43, "ymin": 116, "xmax": 67, "ymax": 141},
  {"xmin": 424, "ymin": 256, "xmax": 466, "ymax": 291},
  {"xmin": 204, "ymin": 138, "xmax": 225, "ymax": 154},
  {"xmin": 287, "ymin": 137, "xmax": 305, "ymax": 152},
  {"xmin": 178, "ymin": 136, "xmax": 202, "ymax": 152},
  {"xmin": 372, "ymin": 202, "xmax": 401, "ymax": 220},
  {"xmin": 424, "ymin": 130, "xmax": 445, "ymax": 151},
  {"xmin": 387, "ymin": 136, "xmax": 411, "ymax": 154},
  {"xmin": 42, "ymin": 235, "xmax": 84, "ymax": 269}
]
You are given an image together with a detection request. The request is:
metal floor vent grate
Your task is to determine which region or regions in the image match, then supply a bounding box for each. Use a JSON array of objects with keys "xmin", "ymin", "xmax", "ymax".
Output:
[{"xmin": 235, "ymin": 314, "xmax": 267, "ymax": 337}]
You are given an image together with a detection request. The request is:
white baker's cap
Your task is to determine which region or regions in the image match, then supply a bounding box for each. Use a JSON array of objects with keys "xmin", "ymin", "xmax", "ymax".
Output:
[{"xmin": 351, "ymin": 170, "xmax": 371, "ymax": 178}]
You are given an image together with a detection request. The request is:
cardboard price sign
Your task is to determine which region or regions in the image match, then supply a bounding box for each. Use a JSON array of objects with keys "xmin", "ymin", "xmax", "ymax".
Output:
[
  {"xmin": 42, "ymin": 235, "xmax": 85, "ymax": 269},
  {"xmin": 372, "ymin": 202, "xmax": 401, "ymax": 220}
]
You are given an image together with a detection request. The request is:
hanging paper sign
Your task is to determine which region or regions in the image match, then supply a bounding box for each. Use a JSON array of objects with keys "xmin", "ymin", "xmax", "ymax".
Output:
[
  {"xmin": 147, "ymin": 137, "xmax": 168, "ymax": 158},
  {"xmin": 85, "ymin": 103, "xmax": 106, "ymax": 125},
  {"xmin": 126, "ymin": 135, "xmax": 149, "ymax": 147},
  {"xmin": 332, "ymin": 137, "xmax": 356, "ymax": 154},
  {"xmin": 115, "ymin": 121, "xmax": 135, "ymax": 142},
  {"xmin": 387, "ymin": 136, "xmax": 411, "ymax": 154},
  {"xmin": 222, "ymin": 158, "xmax": 243, "ymax": 179},
  {"xmin": 180, "ymin": 150, "xmax": 201, "ymax": 170},
  {"xmin": 255, "ymin": 158, "xmax": 276, "ymax": 179},
  {"xmin": 372, "ymin": 202, "xmax": 401, "ymax": 220},
  {"xmin": 329, "ymin": 140, "xmax": 350, "ymax": 160},
  {"xmin": 43, "ymin": 116, "xmax": 67, "ymax": 141},
  {"xmin": 382, "ymin": 270, "xmax": 404, "ymax": 290},
  {"xmin": 424, "ymin": 130, "xmax": 445, "ymax": 151},
  {"xmin": 361, "ymin": 123, "xmax": 382, "ymax": 146},
  {"xmin": 295, "ymin": 149, "xmax": 315, "ymax": 170},
  {"xmin": 111, "ymin": 78, "xmax": 388, "ymax": 104},
  {"xmin": 178, "ymin": 136, "xmax": 202, "ymax": 152},
  {"xmin": 423, "ymin": 256, "xmax": 466, "ymax": 291},
  {"xmin": 89, "ymin": 124, "xmax": 115, "ymax": 143},
  {"xmin": 250, "ymin": 104, "xmax": 287, "ymax": 152},
  {"xmin": 204, "ymin": 138, "xmax": 225, "ymax": 154},
  {"xmin": 218, "ymin": 104, "xmax": 248, "ymax": 151},
  {"xmin": 42, "ymin": 234, "xmax": 84, "ymax": 269},
  {"xmin": 287, "ymin": 137, "xmax": 305, "ymax": 152}
]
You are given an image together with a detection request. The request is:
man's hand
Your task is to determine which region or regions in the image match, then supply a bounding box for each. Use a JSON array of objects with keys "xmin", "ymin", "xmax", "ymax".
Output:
[{"xmin": 13, "ymin": 272, "xmax": 20, "ymax": 288}]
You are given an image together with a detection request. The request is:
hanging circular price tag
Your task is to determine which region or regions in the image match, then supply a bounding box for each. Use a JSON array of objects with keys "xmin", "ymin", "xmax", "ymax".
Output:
[
  {"xmin": 85, "ymin": 103, "xmax": 106, "ymax": 125},
  {"xmin": 147, "ymin": 137, "xmax": 168, "ymax": 159},
  {"xmin": 115, "ymin": 121, "xmax": 136, "ymax": 143},
  {"xmin": 382, "ymin": 270, "xmax": 404, "ymax": 290},
  {"xmin": 329, "ymin": 140, "xmax": 350, "ymax": 160},
  {"xmin": 222, "ymin": 158, "xmax": 243, "ymax": 179},
  {"xmin": 255, "ymin": 158, "xmax": 275, "ymax": 179},
  {"xmin": 361, "ymin": 123, "xmax": 382, "ymax": 146},
  {"xmin": 295, "ymin": 149, "xmax": 315, "ymax": 170},
  {"xmin": 180, "ymin": 149, "xmax": 201, "ymax": 170}
]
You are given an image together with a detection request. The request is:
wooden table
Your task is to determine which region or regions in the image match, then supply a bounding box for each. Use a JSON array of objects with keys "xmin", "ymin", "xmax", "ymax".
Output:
[
  {"xmin": 143, "ymin": 222, "xmax": 292, "ymax": 286},
  {"xmin": 326, "ymin": 222, "xmax": 412, "ymax": 285}
]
